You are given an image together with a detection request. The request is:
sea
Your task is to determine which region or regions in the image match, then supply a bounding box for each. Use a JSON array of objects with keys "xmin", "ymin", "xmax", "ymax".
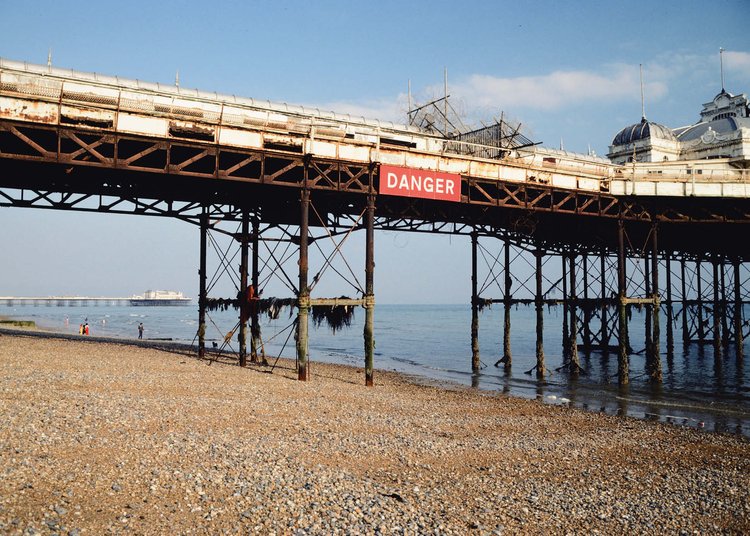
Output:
[{"xmin": 3, "ymin": 302, "xmax": 749, "ymax": 438}]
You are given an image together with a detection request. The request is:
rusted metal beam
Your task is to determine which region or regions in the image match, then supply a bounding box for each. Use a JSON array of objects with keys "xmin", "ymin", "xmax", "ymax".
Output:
[{"xmin": 309, "ymin": 298, "xmax": 366, "ymax": 307}]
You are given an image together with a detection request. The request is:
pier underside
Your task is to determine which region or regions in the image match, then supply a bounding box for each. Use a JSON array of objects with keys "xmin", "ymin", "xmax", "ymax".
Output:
[{"xmin": 2, "ymin": 121, "xmax": 750, "ymax": 385}]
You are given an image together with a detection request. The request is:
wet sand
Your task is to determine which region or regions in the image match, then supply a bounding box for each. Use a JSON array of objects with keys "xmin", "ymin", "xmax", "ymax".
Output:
[{"xmin": 0, "ymin": 331, "xmax": 748, "ymax": 534}]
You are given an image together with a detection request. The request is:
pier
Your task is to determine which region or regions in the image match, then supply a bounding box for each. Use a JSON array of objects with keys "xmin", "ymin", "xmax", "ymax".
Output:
[
  {"xmin": 1, "ymin": 58, "xmax": 749, "ymax": 386},
  {"xmin": 0, "ymin": 296, "xmax": 132, "ymax": 306}
]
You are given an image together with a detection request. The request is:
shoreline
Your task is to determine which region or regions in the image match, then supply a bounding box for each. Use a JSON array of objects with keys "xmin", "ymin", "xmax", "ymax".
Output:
[
  {"xmin": 1, "ymin": 332, "xmax": 749, "ymax": 533},
  {"xmin": 2, "ymin": 324, "xmax": 750, "ymax": 439}
]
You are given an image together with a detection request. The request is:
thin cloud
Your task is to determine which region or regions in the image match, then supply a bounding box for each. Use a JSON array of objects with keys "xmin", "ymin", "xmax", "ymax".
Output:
[
  {"xmin": 447, "ymin": 65, "xmax": 667, "ymax": 111},
  {"xmin": 308, "ymin": 50, "xmax": 748, "ymax": 127},
  {"xmin": 311, "ymin": 97, "xmax": 406, "ymax": 125}
]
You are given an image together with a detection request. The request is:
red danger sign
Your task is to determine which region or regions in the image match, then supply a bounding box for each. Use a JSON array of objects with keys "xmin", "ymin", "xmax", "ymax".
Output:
[{"xmin": 379, "ymin": 165, "xmax": 461, "ymax": 202}]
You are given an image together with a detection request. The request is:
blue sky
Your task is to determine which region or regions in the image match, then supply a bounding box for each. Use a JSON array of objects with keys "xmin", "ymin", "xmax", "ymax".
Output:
[{"xmin": 1, "ymin": 0, "xmax": 749, "ymax": 303}]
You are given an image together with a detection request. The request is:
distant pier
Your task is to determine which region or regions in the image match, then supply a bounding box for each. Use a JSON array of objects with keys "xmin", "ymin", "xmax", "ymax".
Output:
[{"xmin": 0, "ymin": 297, "xmax": 132, "ymax": 307}]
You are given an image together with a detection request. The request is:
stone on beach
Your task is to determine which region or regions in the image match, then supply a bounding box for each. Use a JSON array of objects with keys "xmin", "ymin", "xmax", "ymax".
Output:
[{"xmin": 0, "ymin": 334, "xmax": 748, "ymax": 534}]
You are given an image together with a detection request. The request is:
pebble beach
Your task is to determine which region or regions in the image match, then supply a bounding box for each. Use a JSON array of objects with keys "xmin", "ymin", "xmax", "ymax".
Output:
[{"xmin": 1, "ymin": 331, "xmax": 748, "ymax": 535}]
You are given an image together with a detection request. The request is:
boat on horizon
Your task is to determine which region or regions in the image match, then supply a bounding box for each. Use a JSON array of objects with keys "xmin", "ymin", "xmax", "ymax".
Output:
[{"xmin": 130, "ymin": 290, "xmax": 192, "ymax": 306}]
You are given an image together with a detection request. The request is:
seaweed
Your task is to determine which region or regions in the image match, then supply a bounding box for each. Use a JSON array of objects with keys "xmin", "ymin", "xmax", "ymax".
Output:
[
  {"xmin": 204, "ymin": 295, "xmax": 357, "ymax": 332},
  {"xmin": 311, "ymin": 297, "xmax": 356, "ymax": 334}
]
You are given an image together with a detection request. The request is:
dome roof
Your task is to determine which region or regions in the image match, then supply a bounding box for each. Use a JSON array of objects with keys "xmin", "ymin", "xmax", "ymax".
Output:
[
  {"xmin": 612, "ymin": 118, "xmax": 677, "ymax": 146},
  {"xmin": 676, "ymin": 117, "xmax": 739, "ymax": 142}
]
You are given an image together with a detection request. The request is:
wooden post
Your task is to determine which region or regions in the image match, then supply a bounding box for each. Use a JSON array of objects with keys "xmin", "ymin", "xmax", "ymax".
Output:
[
  {"xmin": 364, "ymin": 194, "xmax": 375, "ymax": 387},
  {"xmin": 535, "ymin": 248, "xmax": 545, "ymax": 378},
  {"xmin": 238, "ymin": 209, "xmax": 249, "ymax": 367},
  {"xmin": 297, "ymin": 189, "xmax": 310, "ymax": 381},
  {"xmin": 198, "ymin": 210, "xmax": 208, "ymax": 358},
  {"xmin": 618, "ymin": 219, "xmax": 629, "ymax": 385},
  {"xmin": 471, "ymin": 231, "xmax": 480, "ymax": 373}
]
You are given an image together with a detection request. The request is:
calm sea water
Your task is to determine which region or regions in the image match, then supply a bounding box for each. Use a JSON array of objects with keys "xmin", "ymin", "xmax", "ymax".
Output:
[{"xmin": 3, "ymin": 303, "xmax": 749, "ymax": 437}]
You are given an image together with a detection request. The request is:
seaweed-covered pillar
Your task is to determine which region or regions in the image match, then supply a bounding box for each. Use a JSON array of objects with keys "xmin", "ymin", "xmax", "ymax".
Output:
[
  {"xmin": 198, "ymin": 210, "xmax": 208, "ymax": 358},
  {"xmin": 617, "ymin": 219, "xmax": 629, "ymax": 385},
  {"xmin": 649, "ymin": 222, "xmax": 662, "ymax": 381},
  {"xmin": 297, "ymin": 189, "xmax": 311, "ymax": 381},
  {"xmin": 251, "ymin": 215, "xmax": 263, "ymax": 364},
  {"xmin": 364, "ymin": 194, "xmax": 375, "ymax": 387},
  {"xmin": 535, "ymin": 248, "xmax": 545, "ymax": 378},
  {"xmin": 502, "ymin": 236, "xmax": 512, "ymax": 369},
  {"xmin": 734, "ymin": 258, "xmax": 744, "ymax": 361},
  {"xmin": 238, "ymin": 209, "xmax": 249, "ymax": 367},
  {"xmin": 470, "ymin": 231, "xmax": 480, "ymax": 373}
]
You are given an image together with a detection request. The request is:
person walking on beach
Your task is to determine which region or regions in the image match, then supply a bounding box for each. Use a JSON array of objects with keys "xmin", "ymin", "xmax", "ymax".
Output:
[
  {"xmin": 138, "ymin": 322, "xmax": 144, "ymax": 339},
  {"xmin": 79, "ymin": 323, "xmax": 84, "ymax": 335},
  {"xmin": 84, "ymin": 323, "xmax": 89, "ymax": 336}
]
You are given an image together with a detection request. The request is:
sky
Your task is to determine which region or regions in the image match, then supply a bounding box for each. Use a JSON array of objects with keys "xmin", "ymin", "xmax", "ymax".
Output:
[{"xmin": 1, "ymin": 0, "xmax": 749, "ymax": 303}]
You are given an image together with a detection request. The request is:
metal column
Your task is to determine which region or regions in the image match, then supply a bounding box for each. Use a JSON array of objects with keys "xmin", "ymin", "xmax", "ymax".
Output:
[
  {"xmin": 502, "ymin": 237, "xmax": 512, "ymax": 368},
  {"xmin": 364, "ymin": 194, "xmax": 375, "ymax": 387},
  {"xmin": 697, "ymin": 259, "xmax": 705, "ymax": 342},
  {"xmin": 239, "ymin": 210, "xmax": 249, "ymax": 367},
  {"xmin": 250, "ymin": 216, "xmax": 263, "ymax": 364},
  {"xmin": 562, "ymin": 253, "xmax": 569, "ymax": 359},
  {"xmin": 600, "ymin": 250, "xmax": 610, "ymax": 352},
  {"xmin": 297, "ymin": 189, "xmax": 310, "ymax": 381},
  {"xmin": 617, "ymin": 219, "xmax": 629, "ymax": 385},
  {"xmin": 568, "ymin": 253, "xmax": 581, "ymax": 374},
  {"xmin": 665, "ymin": 252, "xmax": 675, "ymax": 362},
  {"xmin": 713, "ymin": 256, "xmax": 722, "ymax": 357},
  {"xmin": 198, "ymin": 210, "xmax": 208, "ymax": 358},
  {"xmin": 582, "ymin": 253, "xmax": 592, "ymax": 350},
  {"xmin": 734, "ymin": 258, "xmax": 744, "ymax": 361},
  {"xmin": 471, "ymin": 231, "xmax": 480, "ymax": 373},
  {"xmin": 681, "ymin": 257, "xmax": 689, "ymax": 344},
  {"xmin": 535, "ymin": 248, "xmax": 545, "ymax": 378},
  {"xmin": 649, "ymin": 223, "xmax": 662, "ymax": 381}
]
